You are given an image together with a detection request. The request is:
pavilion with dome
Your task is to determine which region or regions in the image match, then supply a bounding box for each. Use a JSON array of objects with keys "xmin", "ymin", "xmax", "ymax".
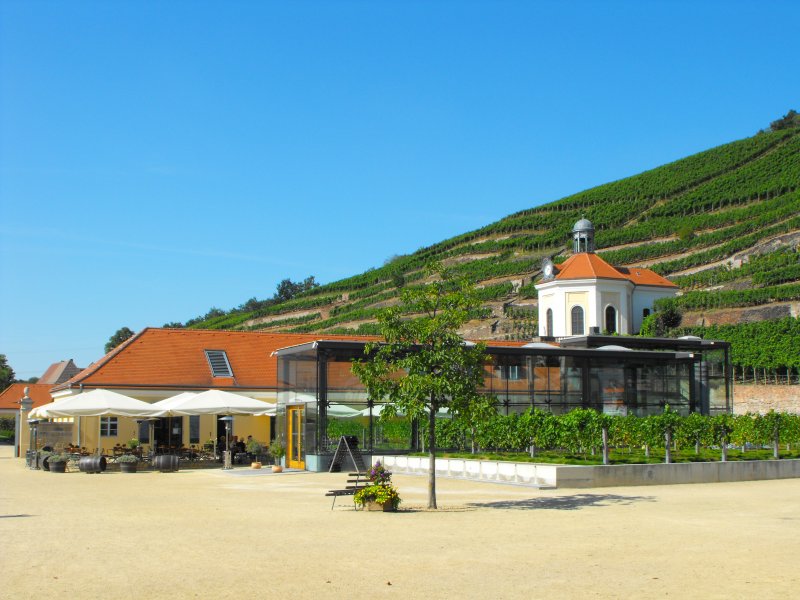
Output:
[{"xmin": 536, "ymin": 218, "xmax": 678, "ymax": 337}]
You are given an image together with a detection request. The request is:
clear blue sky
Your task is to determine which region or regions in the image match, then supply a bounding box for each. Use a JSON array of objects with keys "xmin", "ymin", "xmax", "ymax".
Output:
[{"xmin": 1, "ymin": 0, "xmax": 798, "ymax": 379}]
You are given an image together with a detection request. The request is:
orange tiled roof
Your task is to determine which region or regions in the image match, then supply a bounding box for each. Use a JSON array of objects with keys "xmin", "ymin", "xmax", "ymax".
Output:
[
  {"xmin": 554, "ymin": 253, "xmax": 677, "ymax": 288},
  {"xmin": 52, "ymin": 328, "xmax": 381, "ymax": 392},
  {"xmin": 0, "ymin": 383, "xmax": 55, "ymax": 411}
]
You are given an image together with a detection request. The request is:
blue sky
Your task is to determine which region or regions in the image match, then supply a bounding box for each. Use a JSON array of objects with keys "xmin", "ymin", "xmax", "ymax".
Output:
[{"xmin": 1, "ymin": 0, "xmax": 798, "ymax": 379}]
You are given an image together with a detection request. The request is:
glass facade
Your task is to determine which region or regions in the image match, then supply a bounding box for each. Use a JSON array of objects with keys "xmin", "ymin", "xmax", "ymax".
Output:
[{"xmin": 275, "ymin": 338, "xmax": 731, "ymax": 470}]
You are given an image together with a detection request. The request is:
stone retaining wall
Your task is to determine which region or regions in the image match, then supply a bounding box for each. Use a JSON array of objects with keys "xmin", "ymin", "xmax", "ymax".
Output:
[{"xmin": 734, "ymin": 384, "xmax": 800, "ymax": 414}]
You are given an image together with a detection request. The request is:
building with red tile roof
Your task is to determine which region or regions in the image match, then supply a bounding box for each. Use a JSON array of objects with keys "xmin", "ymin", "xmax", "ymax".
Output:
[
  {"xmin": 38, "ymin": 359, "xmax": 84, "ymax": 385},
  {"xmin": 51, "ymin": 328, "xmax": 381, "ymax": 400}
]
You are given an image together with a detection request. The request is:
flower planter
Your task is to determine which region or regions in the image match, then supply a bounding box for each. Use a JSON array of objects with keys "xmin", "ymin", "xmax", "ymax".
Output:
[
  {"xmin": 49, "ymin": 461, "xmax": 67, "ymax": 473},
  {"xmin": 365, "ymin": 500, "xmax": 396, "ymax": 512},
  {"xmin": 251, "ymin": 462, "xmax": 262, "ymax": 469},
  {"xmin": 271, "ymin": 465, "xmax": 283, "ymax": 473},
  {"xmin": 119, "ymin": 462, "xmax": 138, "ymax": 473}
]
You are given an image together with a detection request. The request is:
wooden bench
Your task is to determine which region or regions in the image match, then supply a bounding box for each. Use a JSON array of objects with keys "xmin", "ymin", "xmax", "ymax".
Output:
[{"xmin": 326, "ymin": 472, "xmax": 369, "ymax": 509}]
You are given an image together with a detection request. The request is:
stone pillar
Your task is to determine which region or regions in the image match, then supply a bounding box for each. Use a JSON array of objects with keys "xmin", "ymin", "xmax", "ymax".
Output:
[{"xmin": 17, "ymin": 386, "xmax": 33, "ymax": 459}]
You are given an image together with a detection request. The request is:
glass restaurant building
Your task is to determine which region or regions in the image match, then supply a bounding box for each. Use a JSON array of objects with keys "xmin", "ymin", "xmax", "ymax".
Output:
[{"xmin": 273, "ymin": 336, "xmax": 731, "ymax": 471}]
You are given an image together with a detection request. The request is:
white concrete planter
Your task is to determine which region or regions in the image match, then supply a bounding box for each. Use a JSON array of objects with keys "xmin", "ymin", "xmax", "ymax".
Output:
[{"xmin": 373, "ymin": 455, "xmax": 800, "ymax": 489}]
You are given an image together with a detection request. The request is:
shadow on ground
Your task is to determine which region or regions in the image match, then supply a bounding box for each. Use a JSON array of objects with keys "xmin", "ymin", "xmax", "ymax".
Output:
[{"xmin": 468, "ymin": 493, "xmax": 657, "ymax": 511}]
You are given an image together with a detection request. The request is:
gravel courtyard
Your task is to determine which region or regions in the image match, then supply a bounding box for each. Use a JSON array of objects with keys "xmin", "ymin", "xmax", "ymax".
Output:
[{"xmin": 2, "ymin": 446, "xmax": 798, "ymax": 599}]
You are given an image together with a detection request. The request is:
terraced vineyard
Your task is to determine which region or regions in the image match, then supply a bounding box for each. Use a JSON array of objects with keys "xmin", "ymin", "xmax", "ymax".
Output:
[{"xmin": 183, "ymin": 121, "xmax": 800, "ymax": 380}]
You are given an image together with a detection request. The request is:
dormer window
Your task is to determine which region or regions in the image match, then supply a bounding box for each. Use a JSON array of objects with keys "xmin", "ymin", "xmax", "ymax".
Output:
[{"xmin": 204, "ymin": 350, "xmax": 233, "ymax": 377}]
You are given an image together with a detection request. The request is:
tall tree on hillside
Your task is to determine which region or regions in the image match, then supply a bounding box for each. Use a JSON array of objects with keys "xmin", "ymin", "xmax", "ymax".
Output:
[
  {"xmin": 0, "ymin": 354, "xmax": 15, "ymax": 392},
  {"xmin": 105, "ymin": 327, "xmax": 135, "ymax": 353},
  {"xmin": 351, "ymin": 264, "xmax": 488, "ymax": 509},
  {"xmin": 274, "ymin": 275, "xmax": 319, "ymax": 302}
]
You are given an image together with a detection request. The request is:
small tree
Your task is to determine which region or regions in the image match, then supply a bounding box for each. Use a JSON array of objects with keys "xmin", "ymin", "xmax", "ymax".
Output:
[
  {"xmin": 640, "ymin": 299, "xmax": 682, "ymax": 337},
  {"xmin": 0, "ymin": 354, "xmax": 15, "ymax": 392},
  {"xmin": 351, "ymin": 264, "xmax": 488, "ymax": 509},
  {"xmin": 105, "ymin": 327, "xmax": 135, "ymax": 353}
]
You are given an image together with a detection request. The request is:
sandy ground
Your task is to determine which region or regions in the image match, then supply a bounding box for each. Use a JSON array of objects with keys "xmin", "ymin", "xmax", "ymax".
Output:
[{"xmin": 2, "ymin": 447, "xmax": 799, "ymax": 599}]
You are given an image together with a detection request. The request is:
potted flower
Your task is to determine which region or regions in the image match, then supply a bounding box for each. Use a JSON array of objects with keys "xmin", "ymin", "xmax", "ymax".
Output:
[
  {"xmin": 117, "ymin": 454, "xmax": 139, "ymax": 473},
  {"xmin": 126, "ymin": 438, "xmax": 141, "ymax": 451},
  {"xmin": 353, "ymin": 461, "xmax": 401, "ymax": 512},
  {"xmin": 246, "ymin": 439, "xmax": 265, "ymax": 469},
  {"xmin": 269, "ymin": 440, "xmax": 285, "ymax": 473},
  {"xmin": 47, "ymin": 453, "xmax": 71, "ymax": 474}
]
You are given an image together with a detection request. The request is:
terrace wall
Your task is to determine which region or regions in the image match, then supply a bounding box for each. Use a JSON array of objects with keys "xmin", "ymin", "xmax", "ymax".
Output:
[{"xmin": 734, "ymin": 384, "xmax": 800, "ymax": 414}]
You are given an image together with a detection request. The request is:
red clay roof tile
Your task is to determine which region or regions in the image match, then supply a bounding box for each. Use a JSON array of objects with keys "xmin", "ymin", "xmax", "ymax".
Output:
[
  {"xmin": 0, "ymin": 383, "xmax": 55, "ymax": 410},
  {"xmin": 553, "ymin": 253, "xmax": 677, "ymax": 288},
  {"xmin": 52, "ymin": 328, "xmax": 381, "ymax": 392}
]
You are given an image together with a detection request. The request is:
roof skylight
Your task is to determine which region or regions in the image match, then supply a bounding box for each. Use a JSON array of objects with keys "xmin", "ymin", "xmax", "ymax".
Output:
[{"xmin": 204, "ymin": 350, "xmax": 233, "ymax": 377}]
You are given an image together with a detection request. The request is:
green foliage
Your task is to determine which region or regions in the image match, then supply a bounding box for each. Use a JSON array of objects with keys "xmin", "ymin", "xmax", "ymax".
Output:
[
  {"xmin": 353, "ymin": 483, "xmax": 401, "ymax": 509},
  {"xmin": 0, "ymin": 354, "xmax": 15, "ymax": 392},
  {"xmin": 47, "ymin": 453, "xmax": 71, "ymax": 464},
  {"xmin": 274, "ymin": 276, "xmax": 319, "ymax": 302},
  {"xmin": 245, "ymin": 439, "xmax": 265, "ymax": 455},
  {"xmin": 105, "ymin": 327, "xmax": 135, "ymax": 353},
  {"xmin": 419, "ymin": 408, "xmax": 800, "ymax": 464},
  {"xmin": 680, "ymin": 317, "xmax": 800, "ymax": 372},
  {"xmin": 117, "ymin": 454, "xmax": 139, "ymax": 463},
  {"xmin": 268, "ymin": 439, "xmax": 286, "ymax": 460},
  {"xmin": 770, "ymin": 109, "xmax": 800, "ymax": 131},
  {"xmin": 639, "ymin": 301, "xmax": 682, "ymax": 336}
]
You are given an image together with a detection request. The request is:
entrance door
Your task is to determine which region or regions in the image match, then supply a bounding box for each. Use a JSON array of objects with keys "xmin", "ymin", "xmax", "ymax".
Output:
[{"xmin": 287, "ymin": 405, "xmax": 305, "ymax": 469}]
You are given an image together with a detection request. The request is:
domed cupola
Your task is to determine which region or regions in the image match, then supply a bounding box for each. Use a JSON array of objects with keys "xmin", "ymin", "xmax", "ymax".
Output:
[{"xmin": 572, "ymin": 217, "xmax": 595, "ymax": 253}]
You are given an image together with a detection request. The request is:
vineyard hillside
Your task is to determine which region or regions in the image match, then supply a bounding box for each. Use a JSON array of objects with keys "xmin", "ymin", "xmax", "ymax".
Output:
[{"xmin": 182, "ymin": 121, "xmax": 800, "ymax": 383}]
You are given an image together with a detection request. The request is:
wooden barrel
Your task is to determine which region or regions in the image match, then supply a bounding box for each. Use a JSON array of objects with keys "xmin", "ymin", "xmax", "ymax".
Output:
[
  {"xmin": 79, "ymin": 456, "xmax": 107, "ymax": 474},
  {"xmin": 154, "ymin": 454, "xmax": 180, "ymax": 472}
]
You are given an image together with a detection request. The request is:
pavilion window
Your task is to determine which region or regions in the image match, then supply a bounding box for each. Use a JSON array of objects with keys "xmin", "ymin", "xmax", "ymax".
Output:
[
  {"xmin": 570, "ymin": 306, "xmax": 585, "ymax": 336},
  {"xmin": 100, "ymin": 417, "xmax": 118, "ymax": 437},
  {"xmin": 605, "ymin": 306, "xmax": 617, "ymax": 334}
]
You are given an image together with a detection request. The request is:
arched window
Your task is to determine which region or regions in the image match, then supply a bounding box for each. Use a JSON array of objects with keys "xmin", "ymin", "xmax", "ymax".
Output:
[
  {"xmin": 570, "ymin": 306, "xmax": 584, "ymax": 336},
  {"xmin": 546, "ymin": 309, "xmax": 553, "ymax": 337},
  {"xmin": 605, "ymin": 306, "xmax": 617, "ymax": 334}
]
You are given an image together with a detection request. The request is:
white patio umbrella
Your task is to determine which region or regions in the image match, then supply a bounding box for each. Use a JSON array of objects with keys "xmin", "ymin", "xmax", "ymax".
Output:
[
  {"xmin": 149, "ymin": 392, "xmax": 199, "ymax": 417},
  {"xmin": 254, "ymin": 404, "xmax": 277, "ymax": 417},
  {"xmin": 327, "ymin": 404, "xmax": 363, "ymax": 418},
  {"xmin": 162, "ymin": 389, "xmax": 273, "ymax": 416},
  {"xmin": 29, "ymin": 401, "xmax": 64, "ymax": 419},
  {"xmin": 44, "ymin": 389, "xmax": 159, "ymax": 417}
]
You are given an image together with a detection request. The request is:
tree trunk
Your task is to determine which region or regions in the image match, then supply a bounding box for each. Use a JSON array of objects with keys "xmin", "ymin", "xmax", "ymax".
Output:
[
  {"xmin": 773, "ymin": 427, "xmax": 780, "ymax": 460},
  {"xmin": 695, "ymin": 439, "xmax": 700, "ymax": 455},
  {"xmin": 645, "ymin": 444, "xmax": 650, "ymax": 458},
  {"xmin": 665, "ymin": 430, "xmax": 672, "ymax": 464},
  {"xmin": 427, "ymin": 397, "xmax": 437, "ymax": 510},
  {"xmin": 721, "ymin": 436, "xmax": 728, "ymax": 462},
  {"xmin": 602, "ymin": 427, "xmax": 609, "ymax": 465}
]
